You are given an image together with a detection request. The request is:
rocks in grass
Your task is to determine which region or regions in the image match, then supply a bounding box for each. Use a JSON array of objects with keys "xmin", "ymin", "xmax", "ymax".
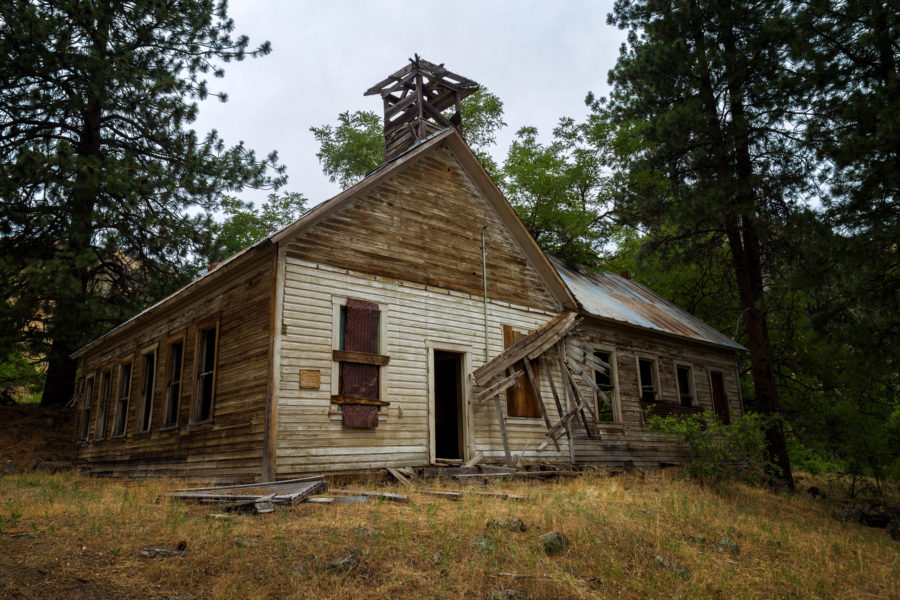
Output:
[
  {"xmin": 639, "ymin": 547, "xmax": 690, "ymax": 580},
  {"xmin": 714, "ymin": 536, "xmax": 740, "ymax": 556},
  {"xmin": 490, "ymin": 589, "xmax": 529, "ymax": 600},
  {"xmin": 138, "ymin": 546, "xmax": 184, "ymax": 559},
  {"xmin": 351, "ymin": 526, "xmax": 381, "ymax": 538},
  {"xmin": 835, "ymin": 498, "xmax": 899, "ymax": 529},
  {"xmin": 539, "ymin": 531, "xmax": 570, "ymax": 555},
  {"xmin": 430, "ymin": 551, "xmax": 444, "ymax": 565},
  {"xmin": 469, "ymin": 534, "xmax": 498, "ymax": 554},
  {"xmin": 487, "ymin": 518, "xmax": 528, "ymax": 533},
  {"xmin": 327, "ymin": 547, "xmax": 361, "ymax": 573},
  {"xmin": 232, "ymin": 536, "xmax": 255, "ymax": 548}
]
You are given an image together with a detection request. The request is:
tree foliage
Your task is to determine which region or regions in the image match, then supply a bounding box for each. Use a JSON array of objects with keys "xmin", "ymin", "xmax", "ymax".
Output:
[
  {"xmin": 311, "ymin": 88, "xmax": 506, "ymax": 188},
  {"xmin": 211, "ymin": 191, "xmax": 307, "ymax": 260},
  {"xmin": 604, "ymin": 0, "xmax": 807, "ymax": 485},
  {"xmin": 501, "ymin": 117, "xmax": 616, "ymax": 266},
  {"xmin": 0, "ymin": 0, "xmax": 284, "ymax": 405}
]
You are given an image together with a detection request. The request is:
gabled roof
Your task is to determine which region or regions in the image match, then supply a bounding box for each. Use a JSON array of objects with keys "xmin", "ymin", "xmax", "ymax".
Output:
[
  {"xmin": 73, "ymin": 128, "xmax": 576, "ymax": 358},
  {"xmin": 549, "ymin": 256, "xmax": 746, "ymax": 352}
]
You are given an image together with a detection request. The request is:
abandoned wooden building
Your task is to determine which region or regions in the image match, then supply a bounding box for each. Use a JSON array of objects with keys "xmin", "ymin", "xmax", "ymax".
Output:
[{"xmin": 71, "ymin": 58, "xmax": 745, "ymax": 481}]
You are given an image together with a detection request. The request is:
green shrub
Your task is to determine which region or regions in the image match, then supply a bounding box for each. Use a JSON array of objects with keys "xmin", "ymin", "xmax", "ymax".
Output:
[{"xmin": 647, "ymin": 411, "xmax": 773, "ymax": 483}]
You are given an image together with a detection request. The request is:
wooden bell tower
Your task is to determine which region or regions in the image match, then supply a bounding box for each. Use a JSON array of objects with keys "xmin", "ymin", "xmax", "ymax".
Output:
[{"xmin": 365, "ymin": 56, "xmax": 480, "ymax": 161}]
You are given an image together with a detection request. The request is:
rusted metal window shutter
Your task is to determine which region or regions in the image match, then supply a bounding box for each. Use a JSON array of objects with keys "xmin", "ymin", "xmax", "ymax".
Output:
[{"xmin": 340, "ymin": 299, "xmax": 381, "ymax": 427}]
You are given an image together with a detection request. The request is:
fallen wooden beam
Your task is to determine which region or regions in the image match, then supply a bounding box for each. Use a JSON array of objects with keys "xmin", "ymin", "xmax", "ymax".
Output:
[
  {"xmin": 473, "ymin": 370, "xmax": 523, "ymax": 404},
  {"xmin": 330, "ymin": 489, "xmax": 410, "ymax": 503},
  {"xmin": 463, "ymin": 451, "xmax": 484, "ymax": 468},
  {"xmin": 387, "ymin": 467, "xmax": 412, "ymax": 487}
]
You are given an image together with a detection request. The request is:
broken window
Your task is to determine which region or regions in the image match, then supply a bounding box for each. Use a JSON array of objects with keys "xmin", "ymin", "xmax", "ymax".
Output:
[
  {"xmin": 593, "ymin": 350, "xmax": 616, "ymax": 422},
  {"xmin": 676, "ymin": 365, "xmax": 694, "ymax": 407},
  {"xmin": 193, "ymin": 324, "xmax": 218, "ymax": 423},
  {"xmin": 95, "ymin": 370, "xmax": 111, "ymax": 440},
  {"xmin": 112, "ymin": 360, "xmax": 132, "ymax": 436},
  {"xmin": 80, "ymin": 376, "xmax": 94, "ymax": 441},
  {"xmin": 332, "ymin": 298, "xmax": 389, "ymax": 428},
  {"xmin": 503, "ymin": 325, "xmax": 541, "ymax": 419},
  {"xmin": 638, "ymin": 358, "xmax": 657, "ymax": 403},
  {"xmin": 137, "ymin": 349, "xmax": 156, "ymax": 433},
  {"xmin": 163, "ymin": 339, "xmax": 184, "ymax": 427}
]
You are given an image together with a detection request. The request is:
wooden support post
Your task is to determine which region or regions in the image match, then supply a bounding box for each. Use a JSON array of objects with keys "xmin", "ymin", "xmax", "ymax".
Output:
[
  {"xmin": 522, "ymin": 359, "xmax": 559, "ymax": 452},
  {"xmin": 557, "ymin": 342, "xmax": 576, "ymax": 463},
  {"xmin": 493, "ymin": 394, "xmax": 513, "ymax": 467},
  {"xmin": 542, "ymin": 359, "xmax": 566, "ymax": 425},
  {"xmin": 560, "ymin": 359, "xmax": 595, "ymax": 439}
]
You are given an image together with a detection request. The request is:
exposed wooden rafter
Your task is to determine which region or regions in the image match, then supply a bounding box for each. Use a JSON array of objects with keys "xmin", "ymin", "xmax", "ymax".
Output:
[{"xmin": 366, "ymin": 55, "xmax": 479, "ymax": 161}]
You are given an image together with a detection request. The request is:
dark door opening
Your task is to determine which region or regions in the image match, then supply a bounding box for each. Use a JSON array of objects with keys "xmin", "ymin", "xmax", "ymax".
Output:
[
  {"xmin": 710, "ymin": 371, "xmax": 731, "ymax": 424},
  {"xmin": 433, "ymin": 350, "xmax": 464, "ymax": 460}
]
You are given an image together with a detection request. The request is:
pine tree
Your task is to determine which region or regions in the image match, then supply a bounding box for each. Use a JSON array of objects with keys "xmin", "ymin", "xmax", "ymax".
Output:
[
  {"xmin": 0, "ymin": 0, "xmax": 285, "ymax": 405},
  {"xmin": 604, "ymin": 0, "xmax": 808, "ymax": 486}
]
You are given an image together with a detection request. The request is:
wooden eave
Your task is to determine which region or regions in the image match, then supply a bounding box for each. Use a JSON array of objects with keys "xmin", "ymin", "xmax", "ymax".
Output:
[
  {"xmin": 270, "ymin": 128, "xmax": 578, "ymax": 312},
  {"xmin": 71, "ymin": 240, "xmax": 275, "ymax": 359}
]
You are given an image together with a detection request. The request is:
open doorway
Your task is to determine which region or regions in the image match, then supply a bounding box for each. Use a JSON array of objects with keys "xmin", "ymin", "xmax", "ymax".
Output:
[{"xmin": 433, "ymin": 350, "xmax": 464, "ymax": 460}]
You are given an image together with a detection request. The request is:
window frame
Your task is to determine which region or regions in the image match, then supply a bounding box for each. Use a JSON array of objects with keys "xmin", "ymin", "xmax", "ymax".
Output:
[
  {"xmin": 79, "ymin": 374, "xmax": 95, "ymax": 442},
  {"xmin": 503, "ymin": 324, "xmax": 542, "ymax": 420},
  {"xmin": 709, "ymin": 369, "xmax": 732, "ymax": 424},
  {"xmin": 675, "ymin": 362, "xmax": 695, "ymax": 407},
  {"xmin": 329, "ymin": 297, "xmax": 390, "ymax": 421},
  {"xmin": 161, "ymin": 333, "xmax": 186, "ymax": 429},
  {"xmin": 592, "ymin": 347, "xmax": 621, "ymax": 423},
  {"xmin": 636, "ymin": 356, "xmax": 660, "ymax": 404},
  {"xmin": 191, "ymin": 319, "xmax": 220, "ymax": 425},
  {"xmin": 94, "ymin": 368, "xmax": 112, "ymax": 442},
  {"xmin": 135, "ymin": 344, "xmax": 158, "ymax": 434},
  {"xmin": 112, "ymin": 357, "xmax": 134, "ymax": 438}
]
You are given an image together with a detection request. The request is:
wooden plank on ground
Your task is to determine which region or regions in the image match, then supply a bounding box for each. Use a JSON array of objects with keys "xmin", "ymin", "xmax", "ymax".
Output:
[{"xmin": 387, "ymin": 467, "xmax": 412, "ymax": 487}]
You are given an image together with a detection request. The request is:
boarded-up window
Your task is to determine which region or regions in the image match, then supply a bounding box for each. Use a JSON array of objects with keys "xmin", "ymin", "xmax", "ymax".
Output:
[
  {"xmin": 163, "ymin": 340, "xmax": 184, "ymax": 427},
  {"xmin": 137, "ymin": 350, "xmax": 156, "ymax": 433},
  {"xmin": 676, "ymin": 365, "xmax": 694, "ymax": 407},
  {"xmin": 638, "ymin": 358, "xmax": 657, "ymax": 403},
  {"xmin": 504, "ymin": 325, "xmax": 541, "ymax": 418},
  {"xmin": 339, "ymin": 299, "xmax": 381, "ymax": 400},
  {"xmin": 194, "ymin": 324, "xmax": 218, "ymax": 423},
  {"xmin": 113, "ymin": 360, "xmax": 132, "ymax": 436},
  {"xmin": 336, "ymin": 299, "xmax": 382, "ymax": 428},
  {"xmin": 80, "ymin": 376, "xmax": 94, "ymax": 441}
]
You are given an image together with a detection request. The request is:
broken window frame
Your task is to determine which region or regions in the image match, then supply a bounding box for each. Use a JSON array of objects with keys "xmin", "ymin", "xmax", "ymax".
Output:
[
  {"xmin": 94, "ymin": 369, "xmax": 112, "ymax": 441},
  {"xmin": 79, "ymin": 375, "xmax": 95, "ymax": 442},
  {"xmin": 161, "ymin": 334, "xmax": 185, "ymax": 429},
  {"xmin": 592, "ymin": 348, "xmax": 620, "ymax": 423},
  {"xmin": 136, "ymin": 344, "xmax": 158, "ymax": 434},
  {"xmin": 675, "ymin": 363, "xmax": 694, "ymax": 407},
  {"xmin": 636, "ymin": 357, "xmax": 659, "ymax": 404},
  {"xmin": 112, "ymin": 358, "xmax": 133, "ymax": 437},
  {"xmin": 709, "ymin": 369, "xmax": 732, "ymax": 424},
  {"xmin": 503, "ymin": 325, "xmax": 542, "ymax": 420},
  {"xmin": 191, "ymin": 320, "xmax": 219, "ymax": 425}
]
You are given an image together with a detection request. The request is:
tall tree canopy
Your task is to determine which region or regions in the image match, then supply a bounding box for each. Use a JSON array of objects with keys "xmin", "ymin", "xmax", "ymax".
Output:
[
  {"xmin": 0, "ymin": 0, "xmax": 285, "ymax": 405},
  {"xmin": 605, "ymin": 0, "xmax": 807, "ymax": 485}
]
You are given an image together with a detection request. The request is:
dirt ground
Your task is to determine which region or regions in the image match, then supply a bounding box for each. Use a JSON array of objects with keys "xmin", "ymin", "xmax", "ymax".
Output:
[{"xmin": 0, "ymin": 403, "xmax": 75, "ymax": 472}]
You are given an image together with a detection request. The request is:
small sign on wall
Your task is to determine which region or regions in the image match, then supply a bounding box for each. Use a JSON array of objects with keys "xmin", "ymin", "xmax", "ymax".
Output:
[{"xmin": 299, "ymin": 369, "xmax": 321, "ymax": 390}]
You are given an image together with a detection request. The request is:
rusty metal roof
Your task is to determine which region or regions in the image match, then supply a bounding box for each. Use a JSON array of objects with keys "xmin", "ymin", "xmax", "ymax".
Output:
[{"xmin": 550, "ymin": 256, "xmax": 745, "ymax": 351}]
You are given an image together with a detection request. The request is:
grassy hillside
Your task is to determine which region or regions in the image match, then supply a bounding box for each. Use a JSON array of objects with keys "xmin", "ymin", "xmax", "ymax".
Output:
[{"xmin": 0, "ymin": 470, "xmax": 897, "ymax": 599}]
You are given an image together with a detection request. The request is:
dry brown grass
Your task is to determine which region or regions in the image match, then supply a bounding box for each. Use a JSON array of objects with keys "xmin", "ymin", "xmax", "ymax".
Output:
[{"xmin": 0, "ymin": 470, "xmax": 897, "ymax": 599}]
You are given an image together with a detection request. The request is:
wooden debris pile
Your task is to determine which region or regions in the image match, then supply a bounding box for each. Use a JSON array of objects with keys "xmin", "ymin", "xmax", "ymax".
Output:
[{"xmin": 167, "ymin": 476, "xmax": 328, "ymax": 514}]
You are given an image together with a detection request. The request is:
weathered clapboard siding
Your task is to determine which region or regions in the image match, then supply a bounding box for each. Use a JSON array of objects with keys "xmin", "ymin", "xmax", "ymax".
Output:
[
  {"xmin": 284, "ymin": 143, "xmax": 560, "ymax": 313},
  {"xmin": 73, "ymin": 246, "xmax": 275, "ymax": 480},
  {"xmin": 275, "ymin": 258, "xmax": 570, "ymax": 476},
  {"xmin": 570, "ymin": 318, "xmax": 743, "ymax": 466}
]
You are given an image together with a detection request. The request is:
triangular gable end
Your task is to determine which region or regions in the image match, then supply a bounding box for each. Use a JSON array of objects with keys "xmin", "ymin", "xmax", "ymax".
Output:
[{"xmin": 274, "ymin": 129, "xmax": 576, "ymax": 313}]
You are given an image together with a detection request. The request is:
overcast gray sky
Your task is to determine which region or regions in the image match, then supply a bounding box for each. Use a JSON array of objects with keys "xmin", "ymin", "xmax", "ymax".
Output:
[{"xmin": 192, "ymin": 0, "xmax": 626, "ymax": 208}]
